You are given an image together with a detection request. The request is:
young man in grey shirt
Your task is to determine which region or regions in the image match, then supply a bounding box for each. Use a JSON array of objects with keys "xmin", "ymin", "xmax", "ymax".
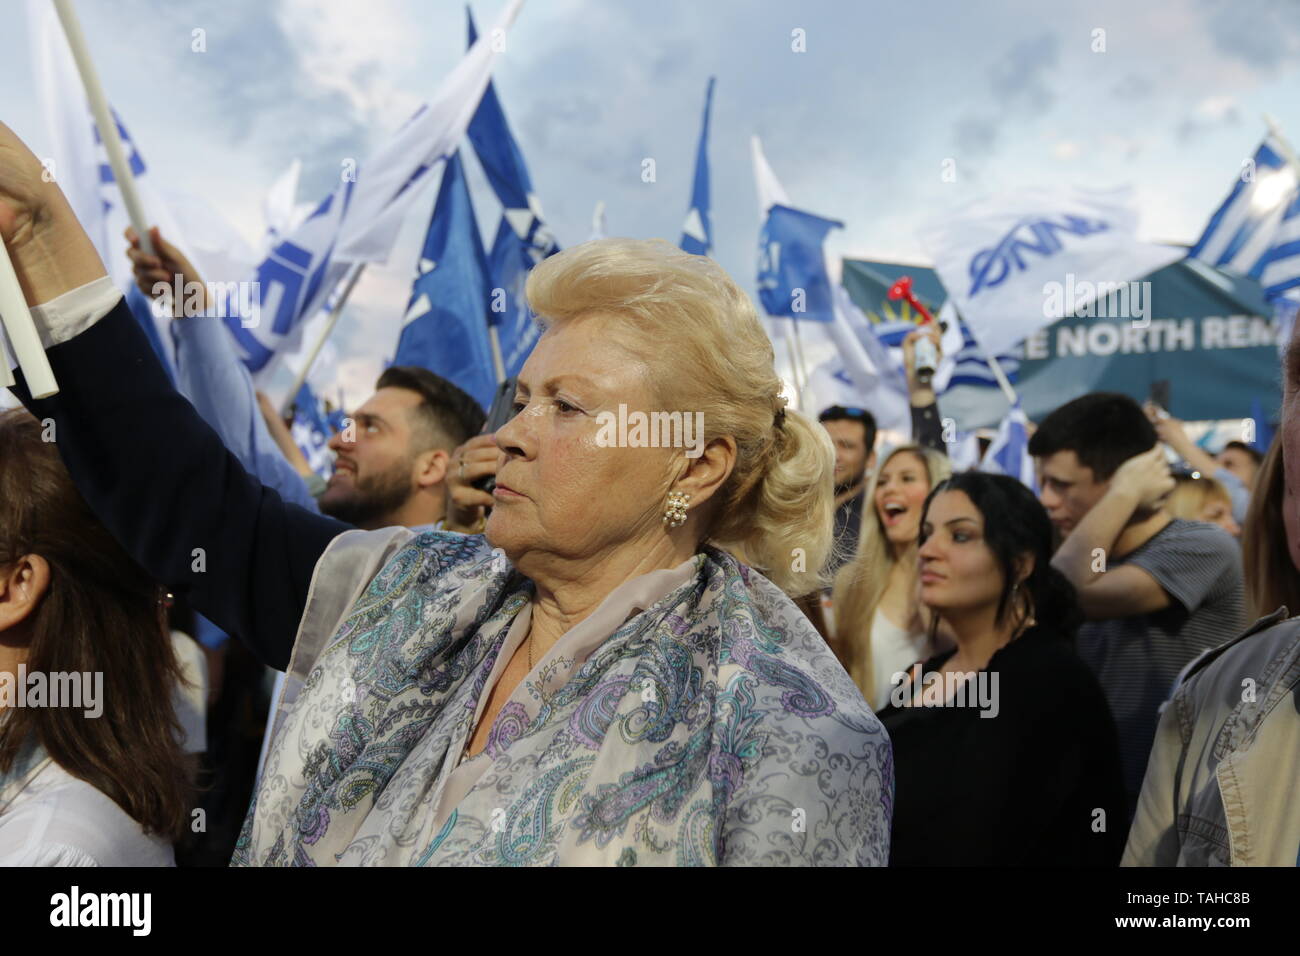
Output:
[{"xmin": 1029, "ymin": 393, "xmax": 1245, "ymax": 822}]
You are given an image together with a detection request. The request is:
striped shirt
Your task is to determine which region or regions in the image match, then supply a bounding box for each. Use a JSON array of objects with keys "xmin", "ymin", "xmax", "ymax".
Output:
[{"xmin": 1077, "ymin": 519, "xmax": 1245, "ymax": 817}]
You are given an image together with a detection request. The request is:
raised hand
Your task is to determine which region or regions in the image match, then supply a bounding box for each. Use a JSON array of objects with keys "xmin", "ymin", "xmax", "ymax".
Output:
[
  {"xmin": 1110, "ymin": 445, "xmax": 1175, "ymax": 512},
  {"xmin": 444, "ymin": 432, "xmax": 499, "ymax": 533},
  {"xmin": 0, "ymin": 121, "xmax": 105, "ymax": 304},
  {"xmin": 126, "ymin": 226, "xmax": 208, "ymax": 317}
]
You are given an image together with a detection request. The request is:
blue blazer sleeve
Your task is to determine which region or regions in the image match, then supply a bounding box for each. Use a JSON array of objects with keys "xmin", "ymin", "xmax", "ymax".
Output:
[{"xmin": 7, "ymin": 297, "xmax": 349, "ymax": 671}]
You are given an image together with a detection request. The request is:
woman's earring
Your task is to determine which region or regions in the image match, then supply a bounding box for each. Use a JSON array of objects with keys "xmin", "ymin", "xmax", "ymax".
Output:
[{"xmin": 663, "ymin": 490, "xmax": 691, "ymax": 529}]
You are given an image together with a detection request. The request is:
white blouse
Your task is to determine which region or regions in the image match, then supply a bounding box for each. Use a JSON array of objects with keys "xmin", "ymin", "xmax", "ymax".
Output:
[
  {"xmin": 870, "ymin": 607, "xmax": 933, "ymax": 710},
  {"xmin": 0, "ymin": 740, "xmax": 174, "ymax": 866}
]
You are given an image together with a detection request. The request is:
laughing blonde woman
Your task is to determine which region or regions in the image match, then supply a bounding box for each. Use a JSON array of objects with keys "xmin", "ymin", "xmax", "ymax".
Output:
[{"xmin": 832, "ymin": 444, "xmax": 952, "ymax": 708}]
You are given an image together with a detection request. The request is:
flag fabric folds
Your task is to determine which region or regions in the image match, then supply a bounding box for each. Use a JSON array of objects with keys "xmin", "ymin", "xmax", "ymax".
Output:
[
  {"xmin": 941, "ymin": 321, "xmax": 1021, "ymax": 391},
  {"xmin": 221, "ymin": 0, "xmax": 525, "ymax": 375},
  {"xmin": 1188, "ymin": 133, "xmax": 1300, "ymax": 300},
  {"xmin": 919, "ymin": 185, "xmax": 1183, "ymax": 359},
  {"xmin": 292, "ymin": 382, "xmax": 335, "ymax": 479},
  {"xmin": 979, "ymin": 400, "xmax": 1037, "ymax": 492},
  {"xmin": 393, "ymin": 151, "xmax": 497, "ymax": 411},
  {"xmin": 466, "ymin": 6, "xmax": 557, "ymax": 378},
  {"xmin": 757, "ymin": 205, "xmax": 843, "ymax": 321},
  {"xmin": 26, "ymin": 0, "xmax": 258, "ymax": 375},
  {"xmin": 680, "ymin": 77, "xmax": 715, "ymax": 255},
  {"xmin": 1260, "ymin": 190, "xmax": 1300, "ymax": 303}
]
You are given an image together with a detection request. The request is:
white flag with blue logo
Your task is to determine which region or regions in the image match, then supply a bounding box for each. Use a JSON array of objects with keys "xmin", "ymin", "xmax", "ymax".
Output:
[
  {"xmin": 919, "ymin": 186, "xmax": 1183, "ymax": 359},
  {"xmin": 222, "ymin": 0, "xmax": 525, "ymax": 375},
  {"xmin": 979, "ymin": 400, "xmax": 1037, "ymax": 491},
  {"xmin": 750, "ymin": 135, "xmax": 909, "ymax": 432},
  {"xmin": 26, "ymin": 0, "xmax": 258, "ymax": 378}
]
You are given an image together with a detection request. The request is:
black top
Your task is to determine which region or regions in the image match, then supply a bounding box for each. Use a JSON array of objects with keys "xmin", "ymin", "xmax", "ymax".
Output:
[
  {"xmin": 911, "ymin": 400, "xmax": 945, "ymax": 454},
  {"xmin": 9, "ymin": 298, "xmax": 349, "ymax": 671},
  {"xmin": 877, "ymin": 625, "xmax": 1128, "ymax": 866}
]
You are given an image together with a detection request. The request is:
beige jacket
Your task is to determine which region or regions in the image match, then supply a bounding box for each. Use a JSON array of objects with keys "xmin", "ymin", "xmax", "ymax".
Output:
[{"xmin": 1123, "ymin": 607, "xmax": 1300, "ymax": 866}]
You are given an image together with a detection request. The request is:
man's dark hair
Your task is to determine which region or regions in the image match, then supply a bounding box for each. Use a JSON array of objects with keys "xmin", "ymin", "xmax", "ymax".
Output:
[
  {"xmin": 1221, "ymin": 440, "xmax": 1264, "ymax": 465},
  {"xmin": 818, "ymin": 405, "xmax": 878, "ymax": 452},
  {"xmin": 1027, "ymin": 392, "xmax": 1156, "ymax": 483},
  {"xmin": 375, "ymin": 366, "xmax": 486, "ymax": 452}
]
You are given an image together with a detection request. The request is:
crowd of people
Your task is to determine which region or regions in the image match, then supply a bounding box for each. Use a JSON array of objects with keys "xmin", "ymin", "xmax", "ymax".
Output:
[{"xmin": 0, "ymin": 117, "xmax": 1297, "ymax": 867}]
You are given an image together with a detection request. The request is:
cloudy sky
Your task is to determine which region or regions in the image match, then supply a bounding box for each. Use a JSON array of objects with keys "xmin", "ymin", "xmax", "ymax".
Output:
[{"xmin": 5, "ymin": 0, "xmax": 1300, "ymax": 406}]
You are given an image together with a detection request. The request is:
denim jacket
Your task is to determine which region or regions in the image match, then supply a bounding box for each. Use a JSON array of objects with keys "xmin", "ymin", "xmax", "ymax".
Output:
[{"xmin": 1123, "ymin": 607, "xmax": 1300, "ymax": 866}]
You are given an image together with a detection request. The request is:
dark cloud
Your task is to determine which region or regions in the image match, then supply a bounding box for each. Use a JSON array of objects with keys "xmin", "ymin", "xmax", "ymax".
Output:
[
  {"xmin": 1110, "ymin": 72, "xmax": 1154, "ymax": 99},
  {"xmin": 989, "ymin": 33, "xmax": 1061, "ymax": 114},
  {"xmin": 954, "ymin": 116, "xmax": 1000, "ymax": 155},
  {"xmin": 948, "ymin": 32, "xmax": 1060, "ymax": 160},
  {"xmin": 1201, "ymin": 0, "xmax": 1300, "ymax": 72},
  {"xmin": 1176, "ymin": 102, "xmax": 1243, "ymax": 142}
]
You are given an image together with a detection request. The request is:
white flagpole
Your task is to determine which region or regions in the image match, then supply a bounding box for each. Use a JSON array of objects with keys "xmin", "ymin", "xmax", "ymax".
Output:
[
  {"xmin": 280, "ymin": 263, "xmax": 366, "ymax": 417},
  {"xmin": 0, "ymin": 242, "xmax": 59, "ymax": 397},
  {"xmin": 52, "ymin": 0, "xmax": 154, "ymax": 257},
  {"xmin": 1264, "ymin": 114, "xmax": 1300, "ymax": 176},
  {"xmin": 982, "ymin": 352, "xmax": 1019, "ymax": 406},
  {"xmin": 788, "ymin": 315, "xmax": 809, "ymax": 400},
  {"xmin": 487, "ymin": 323, "xmax": 506, "ymax": 384}
]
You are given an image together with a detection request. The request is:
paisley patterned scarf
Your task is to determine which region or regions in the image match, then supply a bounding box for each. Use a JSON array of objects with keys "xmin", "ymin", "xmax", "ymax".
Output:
[{"xmin": 232, "ymin": 530, "xmax": 892, "ymax": 865}]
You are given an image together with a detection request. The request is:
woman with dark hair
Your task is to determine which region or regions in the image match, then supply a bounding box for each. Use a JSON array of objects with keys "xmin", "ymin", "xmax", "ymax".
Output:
[
  {"xmin": 0, "ymin": 409, "xmax": 193, "ymax": 865},
  {"xmin": 878, "ymin": 472, "xmax": 1127, "ymax": 866}
]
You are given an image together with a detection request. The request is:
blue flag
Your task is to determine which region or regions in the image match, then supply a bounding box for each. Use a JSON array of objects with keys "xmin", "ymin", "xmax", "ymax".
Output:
[
  {"xmin": 327, "ymin": 406, "xmax": 348, "ymax": 434},
  {"xmin": 980, "ymin": 400, "xmax": 1037, "ymax": 492},
  {"xmin": 757, "ymin": 204, "xmax": 843, "ymax": 321},
  {"xmin": 292, "ymin": 381, "xmax": 334, "ymax": 478},
  {"xmin": 216, "ymin": 0, "xmax": 526, "ymax": 375},
  {"xmin": 466, "ymin": 7, "xmax": 559, "ymax": 376},
  {"xmin": 393, "ymin": 150, "xmax": 497, "ymax": 410},
  {"xmin": 679, "ymin": 77, "xmax": 715, "ymax": 255}
]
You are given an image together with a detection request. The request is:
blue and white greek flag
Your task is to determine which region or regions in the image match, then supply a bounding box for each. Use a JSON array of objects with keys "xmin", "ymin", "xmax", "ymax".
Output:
[
  {"xmin": 979, "ymin": 400, "xmax": 1037, "ymax": 492},
  {"xmin": 1189, "ymin": 133, "xmax": 1300, "ymax": 299},
  {"xmin": 943, "ymin": 322, "xmax": 1021, "ymax": 390},
  {"xmin": 1260, "ymin": 188, "xmax": 1300, "ymax": 302}
]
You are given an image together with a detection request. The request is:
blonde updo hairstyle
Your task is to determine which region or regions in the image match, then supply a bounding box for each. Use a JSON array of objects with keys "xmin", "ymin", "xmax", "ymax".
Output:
[{"xmin": 524, "ymin": 238, "xmax": 835, "ymax": 596}]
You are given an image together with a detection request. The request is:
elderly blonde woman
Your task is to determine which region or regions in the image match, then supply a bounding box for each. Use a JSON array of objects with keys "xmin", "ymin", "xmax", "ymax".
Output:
[
  {"xmin": 0, "ymin": 123, "xmax": 890, "ymax": 866},
  {"xmin": 831, "ymin": 444, "xmax": 952, "ymax": 708}
]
